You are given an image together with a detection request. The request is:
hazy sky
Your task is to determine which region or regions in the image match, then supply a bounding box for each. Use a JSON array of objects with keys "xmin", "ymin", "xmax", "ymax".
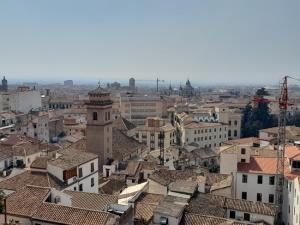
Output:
[{"xmin": 0, "ymin": 0, "xmax": 300, "ymax": 85}]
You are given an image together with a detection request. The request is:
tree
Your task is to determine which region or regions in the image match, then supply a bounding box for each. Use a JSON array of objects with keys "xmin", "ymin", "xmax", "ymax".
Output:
[{"xmin": 241, "ymin": 88, "xmax": 276, "ymax": 137}]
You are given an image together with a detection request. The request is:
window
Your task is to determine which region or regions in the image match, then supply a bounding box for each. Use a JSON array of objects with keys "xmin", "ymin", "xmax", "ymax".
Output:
[
  {"xmin": 292, "ymin": 160, "xmax": 300, "ymax": 169},
  {"xmin": 234, "ymin": 130, "xmax": 237, "ymax": 137},
  {"xmin": 228, "ymin": 130, "xmax": 231, "ymax": 137},
  {"xmin": 93, "ymin": 112, "xmax": 98, "ymax": 120},
  {"xmin": 234, "ymin": 120, "xmax": 237, "ymax": 126},
  {"xmin": 229, "ymin": 120, "xmax": 232, "ymax": 125},
  {"xmin": 269, "ymin": 176, "xmax": 275, "ymax": 185},
  {"xmin": 79, "ymin": 168, "xmax": 83, "ymax": 178},
  {"xmin": 91, "ymin": 163, "xmax": 94, "ymax": 173},
  {"xmin": 91, "ymin": 177, "xmax": 94, "ymax": 187},
  {"xmin": 229, "ymin": 210, "xmax": 236, "ymax": 219},
  {"xmin": 242, "ymin": 174, "xmax": 248, "ymax": 183},
  {"xmin": 242, "ymin": 192, "xmax": 247, "ymax": 200},
  {"xmin": 241, "ymin": 148, "xmax": 246, "ymax": 154},
  {"xmin": 241, "ymin": 159, "xmax": 246, "ymax": 163},
  {"xmin": 269, "ymin": 194, "xmax": 274, "ymax": 203},
  {"xmin": 257, "ymin": 175, "xmax": 263, "ymax": 184},
  {"xmin": 244, "ymin": 213, "xmax": 250, "ymax": 221},
  {"xmin": 79, "ymin": 184, "xmax": 83, "ymax": 191},
  {"xmin": 257, "ymin": 193, "xmax": 262, "ymax": 202}
]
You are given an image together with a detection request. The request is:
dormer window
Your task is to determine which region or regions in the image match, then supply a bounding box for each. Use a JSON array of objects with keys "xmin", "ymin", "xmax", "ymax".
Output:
[{"xmin": 93, "ymin": 112, "xmax": 98, "ymax": 120}]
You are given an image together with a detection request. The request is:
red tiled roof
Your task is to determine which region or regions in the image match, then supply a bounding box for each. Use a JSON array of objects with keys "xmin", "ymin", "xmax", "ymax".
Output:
[
  {"xmin": 237, "ymin": 157, "xmax": 278, "ymax": 174},
  {"xmin": 285, "ymin": 145, "xmax": 300, "ymax": 161}
]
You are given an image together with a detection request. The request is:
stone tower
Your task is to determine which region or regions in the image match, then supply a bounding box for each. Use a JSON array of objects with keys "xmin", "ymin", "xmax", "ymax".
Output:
[{"xmin": 86, "ymin": 86, "xmax": 113, "ymax": 169}]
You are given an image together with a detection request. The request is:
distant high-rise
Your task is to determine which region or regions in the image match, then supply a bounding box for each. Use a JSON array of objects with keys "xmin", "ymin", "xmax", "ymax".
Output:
[
  {"xmin": 64, "ymin": 80, "xmax": 73, "ymax": 86},
  {"xmin": 0, "ymin": 76, "xmax": 8, "ymax": 92},
  {"xmin": 129, "ymin": 77, "xmax": 135, "ymax": 89}
]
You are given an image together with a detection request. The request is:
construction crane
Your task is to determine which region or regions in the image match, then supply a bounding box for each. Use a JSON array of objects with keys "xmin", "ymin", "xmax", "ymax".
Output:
[
  {"xmin": 135, "ymin": 77, "xmax": 165, "ymax": 92},
  {"xmin": 253, "ymin": 75, "xmax": 300, "ymax": 224}
]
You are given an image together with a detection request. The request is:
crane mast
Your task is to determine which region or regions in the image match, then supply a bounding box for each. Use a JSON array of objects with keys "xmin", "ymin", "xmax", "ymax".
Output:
[{"xmin": 276, "ymin": 76, "xmax": 288, "ymax": 224}]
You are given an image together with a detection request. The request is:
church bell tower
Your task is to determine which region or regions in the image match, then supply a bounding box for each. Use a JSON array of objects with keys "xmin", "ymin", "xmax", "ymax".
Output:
[{"xmin": 86, "ymin": 85, "xmax": 113, "ymax": 169}]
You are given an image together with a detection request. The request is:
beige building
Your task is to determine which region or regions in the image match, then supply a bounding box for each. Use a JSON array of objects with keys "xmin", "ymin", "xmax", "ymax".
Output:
[
  {"xmin": 216, "ymin": 106, "xmax": 242, "ymax": 140},
  {"xmin": 182, "ymin": 121, "xmax": 228, "ymax": 149},
  {"xmin": 119, "ymin": 93, "xmax": 163, "ymax": 125},
  {"xmin": 0, "ymin": 92, "xmax": 10, "ymax": 112},
  {"xmin": 132, "ymin": 117, "xmax": 175, "ymax": 151}
]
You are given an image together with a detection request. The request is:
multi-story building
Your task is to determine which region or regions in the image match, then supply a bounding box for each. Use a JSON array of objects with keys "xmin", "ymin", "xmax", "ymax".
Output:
[
  {"xmin": 21, "ymin": 111, "xmax": 63, "ymax": 143},
  {"xmin": 0, "ymin": 92, "xmax": 10, "ymax": 112},
  {"xmin": 259, "ymin": 126, "xmax": 300, "ymax": 145},
  {"xmin": 132, "ymin": 117, "xmax": 175, "ymax": 151},
  {"xmin": 220, "ymin": 142, "xmax": 278, "ymax": 204},
  {"xmin": 216, "ymin": 105, "xmax": 242, "ymax": 140},
  {"xmin": 181, "ymin": 121, "xmax": 228, "ymax": 149},
  {"xmin": 282, "ymin": 146, "xmax": 300, "ymax": 225},
  {"xmin": 47, "ymin": 148, "xmax": 99, "ymax": 193},
  {"xmin": 10, "ymin": 86, "xmax": 42, "ymax": 113},
  {"xmin": 119, "ymin": 93, "xmax": 163, "ymax": 125}
]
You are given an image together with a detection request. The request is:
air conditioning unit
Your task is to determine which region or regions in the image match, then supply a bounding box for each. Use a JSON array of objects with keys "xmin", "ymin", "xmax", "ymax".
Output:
[{"xmin": 54, "ymin": 196, "xmax": 61, "ymax": 204}]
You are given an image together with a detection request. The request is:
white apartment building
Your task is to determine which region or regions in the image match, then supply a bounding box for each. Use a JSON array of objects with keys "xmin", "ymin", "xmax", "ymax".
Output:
[
  {"xmin": 282, "ymin": 146, "xmax": 300, "ymax": 225},
  {"xmin": 182, "ymin": 121, "xmax": 228, "ymax": 149},
  {"xmin": 119, "ymin": 94, "xmax": 163, "ymax": 125},
  {"xmin": 47, "ymin": 148, "xmax": 99, "ymax": 193},
  {"xmin": 220, "ymin": 143, "xmax": 278, "ymax": 204},
  {"xmin": 10, "ymin": 86, "xmax": 42, "ymax": 113},
  {"xmin": 133, "ymin": 117, "xmax": 175, "ymax": 151},
  {"xmin": 236, "ymin": 156, "xmax": 277, "ymax": 203}
]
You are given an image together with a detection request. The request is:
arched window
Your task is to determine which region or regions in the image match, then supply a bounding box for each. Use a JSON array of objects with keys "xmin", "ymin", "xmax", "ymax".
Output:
[
  {"xmin": 228, "ymin": 130, "xmax": 232, "ymax": 137},
  {"xmin": 234, "ymin": 130, "xmax": 238, "ymax": 137},
  {"xmin": 93, "ymin": 112, "xmax": 98, "ymax": 121}
]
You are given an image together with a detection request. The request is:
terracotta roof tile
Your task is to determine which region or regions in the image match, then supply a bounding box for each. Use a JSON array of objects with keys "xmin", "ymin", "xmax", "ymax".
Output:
[
  {"xmin": 285, "ymin": 145, "xmax": 300, "ymax": 160},
  {"xmin": 0, "ymin": 171, "xmax": 65, "ymax": 191},
  {"xmin": 64, "ymin": 190, "xmax": 117, "ymax": 211},
  {"xmin": 48, "ymin": 148, "xmax": 97, "ymax": 170},
  {"xmin": 237, "ymin": 157, "xmax": 278, "ymax": 174},
  {"xmin": 224, "ymin": 198, "xmax": 277, "ymax": 216},
  {"xmin": 182, "ymin": 213, "xmax": 233, "ymax": 225},
  {"xmin": 30, "ymin": 157, "xmax": 48, "ymax": 169},
  {"xmin": 186, "ymin": 193, "xmax": 226, "ymax": 218},
  {"xmin": 112, "ymin": 128, "xmax": 146, "ymax": 161},
  {"xmin": 6, "ymin": 185, "xmax": 50, "ymax": 217},
  {"xmin": 32, "ymin": 203, "xmax": 117, "ymax": 225}
]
